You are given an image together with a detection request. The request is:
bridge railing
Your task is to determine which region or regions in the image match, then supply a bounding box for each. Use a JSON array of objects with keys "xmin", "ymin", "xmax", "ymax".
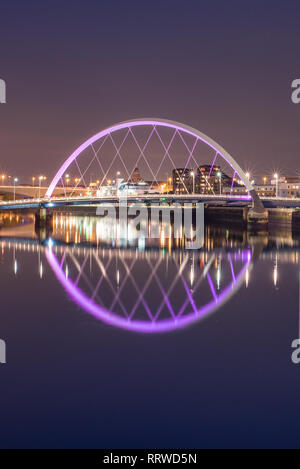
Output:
[
  {"xmin": 1, "ymin": 193, "xmax": 300, "ymax": 208},
  {"xmin": 0, "ymin": 193, "xmax": 252, "ymax": 205}
]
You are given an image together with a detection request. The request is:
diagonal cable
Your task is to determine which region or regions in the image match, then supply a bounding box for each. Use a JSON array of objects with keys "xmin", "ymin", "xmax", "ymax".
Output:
[{"xmin": 128, "ymin": 127, "xmax": 159, "ymax": 186}]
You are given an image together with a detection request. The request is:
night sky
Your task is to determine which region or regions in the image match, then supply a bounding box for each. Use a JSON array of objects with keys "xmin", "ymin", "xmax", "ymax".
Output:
[{"xmin": 0, "ymin": 0, "xmax": 299, "ymax": 183}]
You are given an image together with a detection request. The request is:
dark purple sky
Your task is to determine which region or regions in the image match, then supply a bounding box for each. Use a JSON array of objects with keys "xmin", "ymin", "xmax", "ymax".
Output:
[{"xmin": 0, "ymin": 0, "xmax": 299, "ymax": 183}]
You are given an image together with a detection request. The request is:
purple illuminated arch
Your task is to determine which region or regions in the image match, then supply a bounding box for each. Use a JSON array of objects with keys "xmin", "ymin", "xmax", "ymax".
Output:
[
  {"xmin": 45, "ymin": 247, "xmax": 251, "ymax": 333},
  {"xmin": 46, "ymin": 118, "xmax": 254, "ymax": 198}
]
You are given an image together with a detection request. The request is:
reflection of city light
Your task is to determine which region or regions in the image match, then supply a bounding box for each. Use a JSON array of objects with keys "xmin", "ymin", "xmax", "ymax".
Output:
[
  {"xmin": 273, "ymin": 253, "xmax": 278, "ymax": 287},
  {"xmin": 245, "ymin": 268, "xmax": 249, "ymax": 288},
  {"xmin": 160, "ymin": 229, "xmax": 165, "ymax": 247},
  {"xmin": 216, "ymin": 264, "xmax": 221, "ymax": 290},
  {"xmin": 39, "ymin": 262, "xmax": 43, "ymax": 279},
  {"xmin": 273, "ymin": 265, "xmax": 278, "ymax": 287},
  {"xmin": 13, "ymin": 259, "xmax": 18, "ymax": 275},
  {"xmin": 46, "ymin": 238, "xmax": 54, "ymax": 249},
  {"xmin": 190, "ymin": 265, "xmax": 194, "ymax": 286},
  {"xmin": 138, "ymin": 238, "xmax": 145, "ymax": 251}
]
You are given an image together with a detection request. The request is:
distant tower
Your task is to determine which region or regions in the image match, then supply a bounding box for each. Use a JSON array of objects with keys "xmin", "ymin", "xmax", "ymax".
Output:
[{"xmin": 132, "ymin": 167, "xmax": 141, "ymax": 182}]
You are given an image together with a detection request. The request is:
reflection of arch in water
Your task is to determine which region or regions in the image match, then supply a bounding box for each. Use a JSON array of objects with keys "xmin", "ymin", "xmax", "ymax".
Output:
[{"xmin": 46, "ymin": 247, "xmax": 252, "ymax": 333}]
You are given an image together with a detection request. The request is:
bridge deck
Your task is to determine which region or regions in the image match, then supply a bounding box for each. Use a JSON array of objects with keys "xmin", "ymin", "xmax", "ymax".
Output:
[{"xmin": 0, "ymin": 194, "xmax": 300, "ymax": 210}]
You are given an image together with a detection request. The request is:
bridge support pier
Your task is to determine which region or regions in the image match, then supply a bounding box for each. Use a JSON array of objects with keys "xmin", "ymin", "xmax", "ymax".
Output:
[
  {"xmin": 35, "ymin": 208, "xmax": 53, "ymax": 229},
  {"xmin": 247, "ymin": 190, "xmax": 268, "ymax": 230}
]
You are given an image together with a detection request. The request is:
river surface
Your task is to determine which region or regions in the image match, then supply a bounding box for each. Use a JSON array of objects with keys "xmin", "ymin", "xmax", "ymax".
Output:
[{"xmin": 0, "ymin": 212, "xmax": 300, "ymax": 448}]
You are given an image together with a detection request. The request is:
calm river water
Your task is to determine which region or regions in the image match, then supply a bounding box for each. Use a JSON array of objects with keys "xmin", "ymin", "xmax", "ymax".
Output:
[{"xmin": 0, "ymin": 212, "xmax": 300, "ymax": 448}]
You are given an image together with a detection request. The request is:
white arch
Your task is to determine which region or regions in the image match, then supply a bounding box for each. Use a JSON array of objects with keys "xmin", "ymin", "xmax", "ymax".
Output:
[{"xmin": 46, "ymin": 118, "xmax": 253, "ymax": 198}]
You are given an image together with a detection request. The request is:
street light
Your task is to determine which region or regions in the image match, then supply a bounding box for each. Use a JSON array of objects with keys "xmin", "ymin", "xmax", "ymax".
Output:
[
  {"xmin": 13, "ymin": 178, "xmax": 18, "ymax": 201},
  {"xmin": 38, "ymin": 176, "xmax": 44, "ymax": 199},
  {"xmin": 1, "ymin": 174, "xmax": 6, "ymax": 185},
  {"xmin": 217, "ymin": 171, "xmax": 222, "ymax": 196},
  {"xmin": 64, "ymin": 174, "xmax": 70, "ymax": 188},
  {"xmin": 32, "ymin": 176, "xmax": 36, "ymax": 187},
  {"xmin": 191, "ymin": 171, "xmax": 195, "ymax": 194},
  {"xmin": 274, "ymin": 173, "xmax": 279, "ymax": 198}
]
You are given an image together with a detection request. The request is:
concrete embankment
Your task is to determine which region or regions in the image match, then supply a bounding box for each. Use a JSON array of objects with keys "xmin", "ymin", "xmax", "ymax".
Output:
[
  {"xmin": 268, "ymin": 208, "xmax": 300, "ymax": 231},
  {"xmin": 293, "ymin": 210, "xmax": 300, "ymax": 231},
  {"xmin": 205, "ymin": 205, "xmax": 300, "ymax": 231},
  {"xmin": 204, "ymin": 206, "xmax": 248, "ymax": 226}
]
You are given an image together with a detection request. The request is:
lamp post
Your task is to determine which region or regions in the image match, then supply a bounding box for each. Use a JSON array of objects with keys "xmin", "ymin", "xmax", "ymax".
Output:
[
  {"xmin": 32, "ymin": 176, "xmax": 36, "ymax": 187},
  {"xmin": 116, "ymin": 171, "xmax": 121, "ymax": 191},
  {"xmin": 191, "ymin": 171, "xmax": 195, "ymax": 195},
  {"xmin": 1, "ymin": 174, "xmax": 6, "ymax": 186},
  {"xmin": 217, "ymin": 171, "xmax": 222, "ymax": 196},
  {"xmin": 38, "ymin": 176, "xmax": 44, "ymax": 199},
  {"xmin": 13, "ymin": 178, "xmax": 18, "ymax": 201},
  {"xmin": 274, "ymin": 173, "xmax": 279, "ymax": 198}
]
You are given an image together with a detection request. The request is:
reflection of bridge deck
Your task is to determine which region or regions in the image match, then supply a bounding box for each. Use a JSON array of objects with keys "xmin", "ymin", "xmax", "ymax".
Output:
[{"xmin": 0, "ymin": 235, "xmax": 299, "ymax": 258}]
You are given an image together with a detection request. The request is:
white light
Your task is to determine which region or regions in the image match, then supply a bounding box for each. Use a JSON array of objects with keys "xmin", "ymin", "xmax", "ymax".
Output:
[
  {"xmin": 245, "ymin": 268, "xmax": 249, "ymax": 288},
  {"xmin": 273, "ymin": 266, "xmax": 278, "ymax": 287},
  {"xmin": 216, "ymin": 264, "xmax": 221, "ymax": 290},
  {"xmin": 47, "ymin": 238, "xmax": 54, "ymax": 249}
]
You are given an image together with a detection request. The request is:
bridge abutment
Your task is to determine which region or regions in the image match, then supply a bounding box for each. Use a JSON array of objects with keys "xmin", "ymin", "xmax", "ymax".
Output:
[
  {"xmin": 247, "ymin": 208, "xmax": 269, "ymax": 229},
  {"xmin": 247, "ymin": 189, "xmax": 269, "ymax": 229}
]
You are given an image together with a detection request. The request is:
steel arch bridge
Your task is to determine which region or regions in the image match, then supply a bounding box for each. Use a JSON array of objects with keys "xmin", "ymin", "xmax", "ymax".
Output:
[{"xmin": 45, "ymin": 118, "xmax": 264, "ymax": 212}]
